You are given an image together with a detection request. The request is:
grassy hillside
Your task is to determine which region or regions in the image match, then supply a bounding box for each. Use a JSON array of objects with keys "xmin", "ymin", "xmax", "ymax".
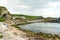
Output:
[{"xmin": 12, "ymin": 14, "xmax": 43, "ymax": 20}]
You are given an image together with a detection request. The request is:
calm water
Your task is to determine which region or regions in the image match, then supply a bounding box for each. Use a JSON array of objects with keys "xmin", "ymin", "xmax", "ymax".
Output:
[{"xmin": 19, "ymin": 22, "xmax": 60, "ymax": 35}]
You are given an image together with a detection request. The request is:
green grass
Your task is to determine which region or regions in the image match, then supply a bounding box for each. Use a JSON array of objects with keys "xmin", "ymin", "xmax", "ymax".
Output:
[
  {"xmin": 0, "ymin": 32, "xmax": 3, "ymax": 38},
  {"xmin": 0, "ymin": 18, "xmax": 5, "ymax": 22},
  {"xmin": 12, "ymin": 14, "xmax": 40, "ymax": 20},
  {"xmin": 25, "ymin": 16, "xmax": 38, "ymax": 20}
]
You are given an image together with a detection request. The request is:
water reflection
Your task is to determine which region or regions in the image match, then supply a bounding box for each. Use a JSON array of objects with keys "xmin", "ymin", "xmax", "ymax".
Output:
[{"xmin": 19, "ymin": 22, "xmax": 60, "ymax": 35}]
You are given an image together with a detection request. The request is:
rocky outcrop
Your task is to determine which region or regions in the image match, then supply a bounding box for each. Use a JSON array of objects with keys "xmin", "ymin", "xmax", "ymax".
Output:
[{"xmin": 0, "ymin": 6, "xmax": 12, "ymax": 19}]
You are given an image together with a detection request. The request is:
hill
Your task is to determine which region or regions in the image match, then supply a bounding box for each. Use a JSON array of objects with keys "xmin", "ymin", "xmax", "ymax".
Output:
[
  {"xmin": 12, "ymin": 14, "xmax": 43, "ymax": 20},
  {"xmin": 0, "ymin": 6, "xmax": 12, "ymax": 21}
]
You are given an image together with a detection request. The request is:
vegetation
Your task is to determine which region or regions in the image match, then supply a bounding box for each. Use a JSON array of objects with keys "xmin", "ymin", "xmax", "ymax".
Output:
[
  {"xmin": 0, "ymin": 32, "xmax": 3, "ymax": 38},
  {"xmin": 17, "ymin": 22, "xmax": 32, "ymax": 25},
  {"xmin": 21, "ymin": 30, "xmax": 60, "ymax": 40},
  {"xmin": 21, "ymin": 29, "xmax": 60, "ymax": 38},
  {"xmin": 11, "ymin": 25, "xmax": 21, "ymax": 30},
  {"xmin": 11, "ymin": 24, "xmax": 60, "ymax": 40},
  {"xmin": 0, "ymin": 18, "xmax": 5, "ymax": 22},
  {"xmin": 12, "ymin": 14, "xmax": 60, "ymax": 23},
  {"xmin": 12, "ymin": 14, "xmax": 43, "ymax": 20},
  {"xmin": 11, "ymin": 14, "xmax": 60, "ymax": 23},
  {"xmin": 0, "ymin": 35, "xmax": 3, "ymax": 38}
]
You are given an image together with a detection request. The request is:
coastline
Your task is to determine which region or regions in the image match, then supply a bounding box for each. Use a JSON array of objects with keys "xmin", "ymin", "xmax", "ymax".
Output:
[
  {"xmin": 11, "ymin": 24, "xmax": 60, "ymax": 40},
  {"xmin": 0, "ymin": 22, "xmax": 60, "ymax": 40}
]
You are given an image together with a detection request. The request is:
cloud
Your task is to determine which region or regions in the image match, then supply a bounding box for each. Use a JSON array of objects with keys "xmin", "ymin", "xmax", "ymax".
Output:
[
  {"xmin": 0, "ymin": 0, "xmax": 60, "ymax": 17},
  {"xmin": 33, "ymin": 7, "xmax": 60, "ymax": 17},
  {"xmin": 21, "ymin": 0, "xmax": 50, "ymax": 9},
  {"xmin": 0, "ymin": 0, "xmax": 8, "ymax": 6},
  {"xmin": 17, "ymin": 5, "xmax": 30, "ymax": 9},
  {"xmin": 48, "ymin": 2, "xmax": 60, "ymax": 7}
]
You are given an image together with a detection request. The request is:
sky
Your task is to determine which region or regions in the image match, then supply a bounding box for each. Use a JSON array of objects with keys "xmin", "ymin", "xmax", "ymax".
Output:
[{"xmin": 0, "ymin": 0, "xmax": 60, "ymax": 17}]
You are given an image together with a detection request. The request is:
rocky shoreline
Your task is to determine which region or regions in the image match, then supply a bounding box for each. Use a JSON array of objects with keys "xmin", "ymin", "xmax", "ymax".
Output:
[
  {"xmin": 0, "ymin": 22, "xmax": 60, "ymax": 40},
  {"xmin": 11, "ymin": 24, "xmax": 60, "ymax": 40}
]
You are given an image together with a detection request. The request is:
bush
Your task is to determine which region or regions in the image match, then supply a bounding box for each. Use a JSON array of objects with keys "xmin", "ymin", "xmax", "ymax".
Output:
[{"xmin": 0, "ymin": 18, "xmax": 5, "ymax": 22}]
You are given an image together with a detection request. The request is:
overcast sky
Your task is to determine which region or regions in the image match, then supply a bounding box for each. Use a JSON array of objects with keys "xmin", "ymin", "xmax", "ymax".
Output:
[{"xmin": 0, "ymin": 0, "xmax": 60, "ymax": 17}]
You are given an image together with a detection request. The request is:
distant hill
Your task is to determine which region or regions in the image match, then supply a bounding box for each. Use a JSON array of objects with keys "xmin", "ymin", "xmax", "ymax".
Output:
[{"xmin": 12, "ymin": 14, "xmax": 43, "ymax": 20}]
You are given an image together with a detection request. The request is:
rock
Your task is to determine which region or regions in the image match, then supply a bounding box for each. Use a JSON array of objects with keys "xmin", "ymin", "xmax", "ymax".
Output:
[{"xmin": 0, "ymin": 6, "xmax": 12, "ymax": 19}]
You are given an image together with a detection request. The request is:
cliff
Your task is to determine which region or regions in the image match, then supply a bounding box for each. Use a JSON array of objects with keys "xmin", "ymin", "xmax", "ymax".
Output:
[{"xmin": 0, "ymin": 6, "xmax": 12, "ymax": 19}]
